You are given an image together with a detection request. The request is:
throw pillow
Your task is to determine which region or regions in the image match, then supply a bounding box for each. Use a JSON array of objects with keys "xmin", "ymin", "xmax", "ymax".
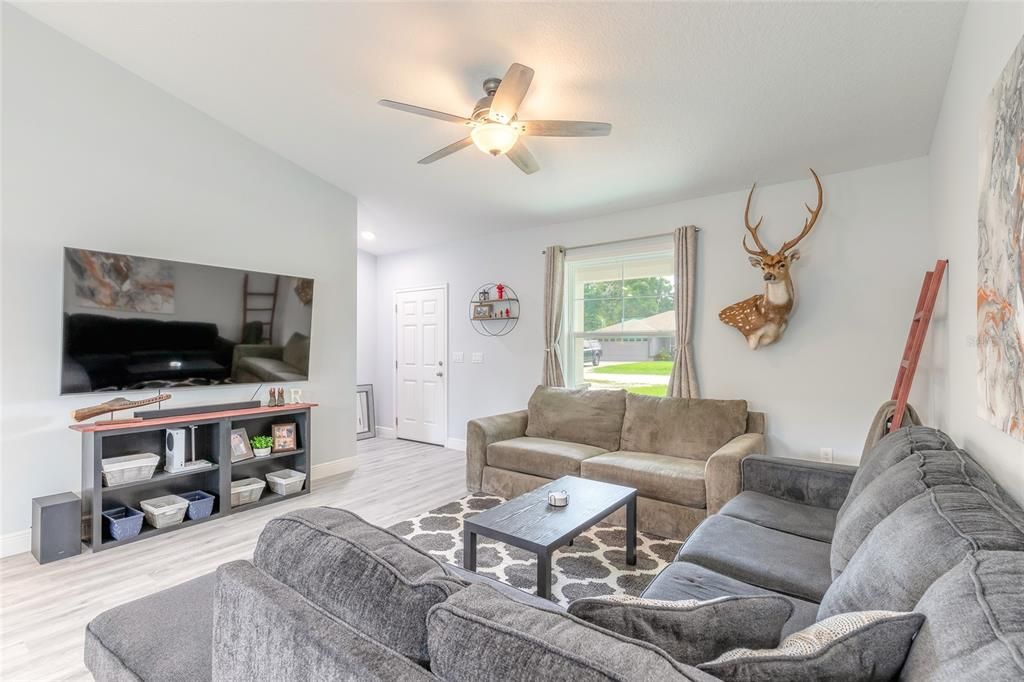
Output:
[
  {"xmin": 567, "ymin": 594, "xmax": 792, "ymax": 666},
  {"xmin": 698, "ymin": 610, "xmax": 925, "ymax": 682}
]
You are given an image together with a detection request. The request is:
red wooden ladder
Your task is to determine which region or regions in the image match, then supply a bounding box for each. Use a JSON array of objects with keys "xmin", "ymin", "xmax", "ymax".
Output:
[{"xmin": 889, "ymin": 259, "xmax": 947, "ymax": 432}]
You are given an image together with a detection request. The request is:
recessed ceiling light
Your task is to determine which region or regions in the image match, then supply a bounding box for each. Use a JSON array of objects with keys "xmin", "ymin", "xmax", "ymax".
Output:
[{"xmin": 360, "ymin": 231, "xmax": 376, "ymax": 241}]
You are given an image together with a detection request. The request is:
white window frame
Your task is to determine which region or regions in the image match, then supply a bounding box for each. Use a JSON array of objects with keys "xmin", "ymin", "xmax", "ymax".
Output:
[{"xmin": 562, "ymin": 243, "xmax": 675, "ymax": 389}]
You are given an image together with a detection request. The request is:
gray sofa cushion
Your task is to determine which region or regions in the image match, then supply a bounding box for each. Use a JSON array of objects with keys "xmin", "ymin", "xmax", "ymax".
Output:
[
  {"xmin": 831, "ymin": 448, "xmax": 1006, "ymax": 578},
  {"xmin": 525, "ymin": 386, "xmax": 627, "ymax": 451},
  {"xmin": 85, "ymin": 572, "xmax": 214, "ymax": 682},
  {"xmin": 719, "ymin": 491, "xmax": 837, "ymax": 543},
  {"xmin": 837, "ymin": 426, "xmax": 957, "ymax": 521},
  {"xmin": 253, "ymin": 507, "xmax": 463, "ymax": 664},
  {"xmin": 281, "ymin": 332, "xmax": 310, "ymax": 373},
  {"xmin": 698, "ymin": 610, "xmax": 924, "ymax": 682},
  {"xmin": 426, "ymin": 583, "xmax": 717, "ymax": 681},
  {"xmin": 237, "ymin": 355, "xmax": 306, "ymax": 381},
  {"xmin": 567, "ymin": 594, "xmax": 792, "ymax": 666},
  {"xmin": 902, "ymin": 550, "xmax": 1024, "ymax": 681},
  {"xmin": 620, "ymin": 393, "xmax": 748, "ymax": 460},
  {"xmin": 213, "ymin": 561, "xmax": 437, "ymax": 681},
  {"xmin": 676, "ymin": 515, "xmax": 832, "ymax": 602},
  {"xmin": 486, "ymin": 436, "xmax": 607, "ymax": 479},
  {"xmin": 642, "ymin": 561, "xmax": 819, "ymax": 638},
  {"xmin": 581, "ymin": 451, "xmax": 707, "ymax": 507},
  {"xmin": 819, "ymin": 486, "xmax": 1024, "ymax": 619}
]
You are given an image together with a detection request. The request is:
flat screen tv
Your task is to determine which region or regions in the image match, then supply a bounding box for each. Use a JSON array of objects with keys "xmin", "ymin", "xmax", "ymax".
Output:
[{"xmin": 60, "ymin": 247, "xmax": 314, "ymax": 395}]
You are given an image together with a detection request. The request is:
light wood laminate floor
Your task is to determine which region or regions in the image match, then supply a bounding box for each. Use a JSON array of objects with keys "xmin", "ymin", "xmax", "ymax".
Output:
[{"xmin": 0, "ymin": 438, "xmax": 467, "ymax": 681}]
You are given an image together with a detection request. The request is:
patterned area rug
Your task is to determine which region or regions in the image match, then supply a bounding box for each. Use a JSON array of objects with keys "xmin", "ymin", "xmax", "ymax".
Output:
[{"xmin": 389, "ymin": 493, "xmax": 681, "ymax": 606}]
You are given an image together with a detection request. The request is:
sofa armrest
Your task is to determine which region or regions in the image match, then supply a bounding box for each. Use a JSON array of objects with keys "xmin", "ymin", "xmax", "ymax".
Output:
[
  {"xmin": 741, "ymin": 455, "xmax": 857, "ymax": 510},
  {"xmin": 465, "ymin": 410, "xmax": 529, "ymax": 492},
  {"xmin": 704, "ymin": 433, "xmax": 766, "ymax": 515},
  {"xmin": 213, "ymin": 561, "xmax": 437, "ymax": 681}
]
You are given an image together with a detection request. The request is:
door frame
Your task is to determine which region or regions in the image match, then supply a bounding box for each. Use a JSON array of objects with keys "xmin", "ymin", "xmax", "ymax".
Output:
[{"xmin": 392, "ymin": 283, "xmax": 449, "ymax": 446}]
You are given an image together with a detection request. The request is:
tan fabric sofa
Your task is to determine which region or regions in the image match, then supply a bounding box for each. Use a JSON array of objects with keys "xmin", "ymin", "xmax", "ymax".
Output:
[{"xmin": 466, "ymin": 387, "xmax": 765, "ymax": 539}]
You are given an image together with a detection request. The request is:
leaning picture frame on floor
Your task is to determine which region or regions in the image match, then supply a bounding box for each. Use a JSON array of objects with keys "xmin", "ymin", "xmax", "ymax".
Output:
[{"xmin": 356, "ymin": 384, "xmax": 376, "ymax": 440}]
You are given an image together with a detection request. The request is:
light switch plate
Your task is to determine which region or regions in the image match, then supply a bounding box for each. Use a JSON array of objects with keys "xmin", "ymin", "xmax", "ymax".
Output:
[
  {"xmin": 471, "ymin": 352, "xmax": 484, "ymax": 364},
  {"xmin": 819, "ymin": 448, "xmax": 834, "ymax": 463},
  {"xmin": 453, "ymin": 352, "xmax": 464, "ymax": 363}
]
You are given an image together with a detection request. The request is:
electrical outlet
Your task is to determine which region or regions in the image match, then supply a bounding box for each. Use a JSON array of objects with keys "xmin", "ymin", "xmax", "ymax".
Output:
[
  {"xmin": 819, "ymin": 447, "xmax": 834, "ymax": 463},
  {"xmin": 471, "ymin": 352, "xmax": 484, "ymax": 364},
  {"xmin": 453, "ymin": 352, "xmax": 464, "ymax": 363}
]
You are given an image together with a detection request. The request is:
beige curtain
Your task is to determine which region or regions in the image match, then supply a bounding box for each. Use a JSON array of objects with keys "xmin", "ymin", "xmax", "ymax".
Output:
[
  {"xmin": 542, "ymin": 246, "xmax": 566, "ymax": 387},
  {"xmin": 667, "ymin": 226, "xmax": 699, "ymax": 398}
]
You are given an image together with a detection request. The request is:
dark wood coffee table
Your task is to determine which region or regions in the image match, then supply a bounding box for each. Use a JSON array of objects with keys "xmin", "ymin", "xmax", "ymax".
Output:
[{"xmin": 463, "ymin": 475, "xmax": 637, "ymax": 600}]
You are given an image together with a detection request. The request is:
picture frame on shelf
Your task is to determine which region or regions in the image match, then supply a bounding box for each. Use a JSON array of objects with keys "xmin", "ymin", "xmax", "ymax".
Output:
[
  {"xmin": 473, "ymin": 303, "xmax": 493, "ymax": 319},
  {"xmin": 272, "ymin": 422, "xmax": 298, "ymax": 452},
  {"xmin": 356, "ymin": 384, "xmax": 376, "ymax": 441},
  {"xmin": 229, "ymin": 427, "xmax": 255, "ymax": 462}
]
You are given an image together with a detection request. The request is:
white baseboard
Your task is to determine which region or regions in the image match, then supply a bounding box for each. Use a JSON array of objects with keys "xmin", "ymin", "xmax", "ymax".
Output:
[
  {"xmin": 446, "ymin": 437, "xmax": 467, "ymax": 452},
  {"xmin": 376, "ymin": 426, "xmax": 397, "ymax": 439},
  {"xmin": 312, "ymin": 456, "xmax": 358, "ymax": 480},
  {"xmin": 1, "ymin": 529, "xmax": 31, "ymax": 559}
]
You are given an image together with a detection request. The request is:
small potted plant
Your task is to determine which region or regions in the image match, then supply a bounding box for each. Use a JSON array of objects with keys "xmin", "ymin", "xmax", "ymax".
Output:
[{"xmin": 251, "ymin": 435, "xmax": 273, "ymax": 458}]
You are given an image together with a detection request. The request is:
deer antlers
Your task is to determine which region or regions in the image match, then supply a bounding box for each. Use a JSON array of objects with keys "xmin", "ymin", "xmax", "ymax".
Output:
[{"xmin": 742, "ymin": 168, "xmax": 824, "ymax": 256}]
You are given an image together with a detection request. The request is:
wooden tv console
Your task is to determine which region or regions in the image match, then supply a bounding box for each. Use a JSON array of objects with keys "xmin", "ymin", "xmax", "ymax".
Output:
[{"xmin": 71, "ymin": 403, "xmax": 316, "ymax": 552}]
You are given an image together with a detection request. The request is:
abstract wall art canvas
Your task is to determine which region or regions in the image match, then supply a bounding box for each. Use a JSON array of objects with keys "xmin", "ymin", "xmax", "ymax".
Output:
[
  {"xmin": 977, "ymin": 34, "xmax": 1024, "ymax": 441},
  {"xmin": 65, "ymin": 248, "xmax": 175, "ymax": 314}
]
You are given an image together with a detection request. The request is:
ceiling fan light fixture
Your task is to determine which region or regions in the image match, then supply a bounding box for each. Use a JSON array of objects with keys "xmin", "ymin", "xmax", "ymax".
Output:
[{"xmin": 470, "ymin": 122, "xmax": 519, "ymax": 157}]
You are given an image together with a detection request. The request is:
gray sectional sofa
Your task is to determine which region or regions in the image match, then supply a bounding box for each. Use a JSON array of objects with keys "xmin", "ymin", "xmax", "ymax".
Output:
[
  {"xmin": 467, "ymin": 386, "xmax": 766, "ymax": 539},
  {"xmin": 85, "ymin": 426, "xmax": 1024, "ymax": 681}
]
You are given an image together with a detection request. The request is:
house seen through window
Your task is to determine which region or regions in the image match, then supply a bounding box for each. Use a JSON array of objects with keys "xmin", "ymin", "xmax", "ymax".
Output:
[{"xmin": 564, "ymin": 246, "xmax": 675, "ymax": 396}]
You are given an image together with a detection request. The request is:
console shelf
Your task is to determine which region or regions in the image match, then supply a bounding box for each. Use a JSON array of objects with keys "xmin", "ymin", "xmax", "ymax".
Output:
[{"xmin": 75, "ymin": 403, "xmax": 316, "ymax": 552}]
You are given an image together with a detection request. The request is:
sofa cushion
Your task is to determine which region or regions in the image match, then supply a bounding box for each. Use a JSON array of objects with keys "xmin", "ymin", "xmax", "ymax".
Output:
[
  {"xmin": 581, "ymin": 451, "xmax": 706, "ymax": 507},
  {"xmin": 837, "ymin": 426, "xmax": 957, "ymax": 521},
  {"xmin": 620, "ymin": 393, "xmax": 748, "ymax": 460},
  {"xmin": 676, "ymin": 515, "xmax": 832, "ymax": 602},
  {"xmin": 237, "ymin": 356, "xmax": 306, "ymax": 381},
  {"xmin": 253, "ymin": 507, "xmax": 463, "ymax": 664},
  {"xmin": 831, "ymin": 448, "xmax": 1008, "ymax": 578},
  {"xmin": 902, "ymin": 550, "xmax": 1024, "ymax": 681},
  {"xmin": 819, "ymin": 485, "xmax": 1024, "ymax": 619},
  {"xmin": 426, "ymin": 583, "xmax": 716, "ymax": 681},
  {"xmin": 487, "ymin": 437, "xmax": 607, "ymax": 479},
  {"xmin": 85, "ymin": 572, "xmax": 214, "ymax": 682},
  {"xmin": 525, "ymin": 385, "xmax": 627, "ymax": 451},
  {"xmin": 282, "ymin": 332, "xmax": 310, "ymax": 373},
  {"xmin": 719, "ymin": 491, "xmax": 837, "ymax": 543},
  {"xmin": 642, "ymin": 561, "xmax": 818, "ymax": 638},
  {"xmin": 567, "ymin": 594, "xmax": 792, "ymax": 666},
  {"xmin": 699, "ymin": 610, "xmax": 925, "ymax": 682}
]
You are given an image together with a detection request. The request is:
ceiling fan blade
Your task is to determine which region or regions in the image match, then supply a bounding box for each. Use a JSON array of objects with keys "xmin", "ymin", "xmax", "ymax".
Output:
[
  {"xmin": 417, "ymin": 137, "xmax": 473, "ymax": 164},
  {"xmin": 378, "ymin": 99, "xmax": 470, "ymax": 125},
  {"xmin": 506, "ymin": 140, "xmax": 540, "ymax": 175},
  {"xmin": 516, "ymin": 120, "xmax": 612, "ymax": 137},
  {"xmin": 489, "ymin": 63, "xmax": 534, "ymax": 124}
]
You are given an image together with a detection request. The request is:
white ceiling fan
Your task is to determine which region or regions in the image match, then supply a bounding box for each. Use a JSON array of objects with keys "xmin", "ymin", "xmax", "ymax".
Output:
[{"xmin": 379, "ymin": 63, "xmax": 612, "ymax": 175}]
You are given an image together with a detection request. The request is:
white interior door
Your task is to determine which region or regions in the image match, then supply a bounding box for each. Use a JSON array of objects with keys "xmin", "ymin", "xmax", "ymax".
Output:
[{"xmin": 394, "ymin": 287, "xmax": 447, "ymax": 445}]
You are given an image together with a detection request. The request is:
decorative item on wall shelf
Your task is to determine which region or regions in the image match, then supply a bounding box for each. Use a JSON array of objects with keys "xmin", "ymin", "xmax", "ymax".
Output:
[
  {"xmin": 719, "ymin": 168, "xmax": 824, "ymax": 350},
  {"xmin": 356, "ymin": 384, "xmax": 376, "ymax": 440},
  {"xmin": 469, "ymin": 282, "xmax": 520, "ymax": 336},
  {"xmin": 229, "ymin": 427, "xmax": 255, "ymax": 463},
  {"xmin": 977, "ymin": 34, "xmax": 1024, "ymax": 441},
  {"xmin": 250, "ymin": 435, "xmax": 274, "ymax": 457},
  {"xmin": 289, "ymin": 388, "xmax": 303, "ymax": 404},
  {"xmin": 71, "ymin": 393, "xmax": 171, "ymax": 424},
  {"xmin": 272, "ymin": 422, "xmax": 298, "ymax": 452}
]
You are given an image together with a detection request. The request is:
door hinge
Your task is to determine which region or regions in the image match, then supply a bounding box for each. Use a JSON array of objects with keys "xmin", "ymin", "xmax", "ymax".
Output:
[
  {"xmin": 395, "ymin": 360, "xmax": 398, "ymax": 370},
  {"xmin": 394, "ymin": 304, "xmax": 398, "ymax": 313},
  {"xmin": 395, "ymin": 417, "xmax": 398, "ymax": 426}
]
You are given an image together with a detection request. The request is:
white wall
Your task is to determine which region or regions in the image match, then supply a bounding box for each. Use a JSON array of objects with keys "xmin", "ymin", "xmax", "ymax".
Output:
[
  {"xmin": 0, "ymin": 8, "xmax": 358, "ymax": 545},
  {"xmin": 357, "ymin": 249, "xmax": 378, "ymax": 386},
  {"xmin": 376, "ymin": 158, "xmax": 934, "ymax": 463},
  {"xmin": 927, "ymin": 3, "xmax": 1024, "ymax": 505}
]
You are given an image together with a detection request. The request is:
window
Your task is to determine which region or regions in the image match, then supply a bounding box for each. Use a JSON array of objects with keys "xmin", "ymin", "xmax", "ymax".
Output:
[{"xmin": 564, "ymin": 245, "xmax": 675, "ymax": 396}]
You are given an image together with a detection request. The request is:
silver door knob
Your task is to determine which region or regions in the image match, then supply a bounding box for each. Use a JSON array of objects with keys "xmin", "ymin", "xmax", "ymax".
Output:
[{"xmin": 436, "ymin": 371, "xmax": 444, "ymax": 377}]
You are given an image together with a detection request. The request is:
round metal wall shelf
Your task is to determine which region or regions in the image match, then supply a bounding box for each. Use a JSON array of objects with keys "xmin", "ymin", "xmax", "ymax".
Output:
[{"xmin": 470, "ymin": 283, "xmax": 520, "ymax": 337}]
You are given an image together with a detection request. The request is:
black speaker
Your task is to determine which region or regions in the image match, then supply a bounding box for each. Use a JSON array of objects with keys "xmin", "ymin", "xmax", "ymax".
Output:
[{"xmin": 31, "ymin": 492, "xmax": 82, "ymax": 564}]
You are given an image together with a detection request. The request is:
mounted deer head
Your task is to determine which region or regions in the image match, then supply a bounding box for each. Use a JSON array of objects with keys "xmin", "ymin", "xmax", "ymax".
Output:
[{"xmin": 719, "ymin": 168, "xmax": 824, "ymax": 349}]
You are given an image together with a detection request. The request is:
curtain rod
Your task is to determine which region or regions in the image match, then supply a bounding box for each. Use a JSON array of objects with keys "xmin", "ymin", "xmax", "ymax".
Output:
[{"xmin": 541, "ymin": 227, "xmax": 699, "ymax": 255}]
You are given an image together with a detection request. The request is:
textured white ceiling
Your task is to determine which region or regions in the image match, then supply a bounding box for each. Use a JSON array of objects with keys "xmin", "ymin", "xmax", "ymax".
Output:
[{"xmin": 17, "ymin": 2, "xmax": 965, "ymax": 254}]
